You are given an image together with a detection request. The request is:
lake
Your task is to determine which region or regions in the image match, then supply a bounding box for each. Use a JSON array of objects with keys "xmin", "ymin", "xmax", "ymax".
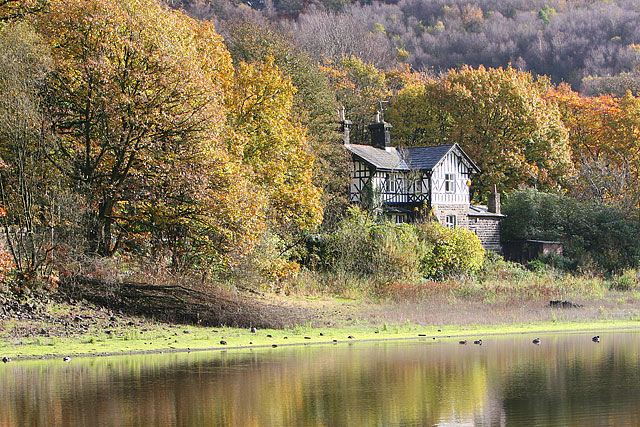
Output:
[{"xmin": 1, "ymin": 331, "xmax": 639, "ymax": 426}]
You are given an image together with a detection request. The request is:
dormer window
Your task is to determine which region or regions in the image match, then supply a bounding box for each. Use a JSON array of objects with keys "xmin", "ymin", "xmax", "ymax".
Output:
[{"xmin": 445, "ymin": 173, "xmax": 456, "ymax": 193}]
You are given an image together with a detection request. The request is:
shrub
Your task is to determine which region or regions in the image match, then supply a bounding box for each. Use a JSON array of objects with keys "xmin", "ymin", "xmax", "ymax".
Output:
[
  {"xmin": 609, "ymin": 269, "xmax": 640, "ymax": 291},
  {"xmin": 417, "ymin": 222, "xmax": 485, "ymax": 280},
  {"xmin": 502, "ymin": 188, "xmax": 640, "ymax": 272},
  {"xmin": 326, "ymin": 207, "xmax": 422, "ymax": 282}
]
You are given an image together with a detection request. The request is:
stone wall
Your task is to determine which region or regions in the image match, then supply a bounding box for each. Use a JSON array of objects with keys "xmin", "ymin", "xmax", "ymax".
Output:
[
  {"xmin": 433, "ymin": 204, "xmax": 469, "ymax": 229},
  {"xmin": 468, "ymin": 215, "xmax": 502, "ymax": 252}
]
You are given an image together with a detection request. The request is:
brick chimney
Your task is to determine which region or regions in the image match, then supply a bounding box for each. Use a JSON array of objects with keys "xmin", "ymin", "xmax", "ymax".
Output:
[
  {"xmin": 368, "ymin": 112, "xmax": 392, "ymax": 150},
  {"xmin": 488, "ymin": 184, "xmax": 501, "ymax": 214}
]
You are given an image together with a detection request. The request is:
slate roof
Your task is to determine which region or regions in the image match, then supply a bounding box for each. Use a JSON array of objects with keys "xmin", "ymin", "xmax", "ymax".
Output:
[
  {"xmin": 345, "ymin": 143, "xmax": 480, "ymax": 173},
  {"xmin": 344, "ymin": 145, "xmax": 410, "ymax": 170},
  {"xmin": 468, "ymin": 204, "xmax": 505, "ymax": 218}
]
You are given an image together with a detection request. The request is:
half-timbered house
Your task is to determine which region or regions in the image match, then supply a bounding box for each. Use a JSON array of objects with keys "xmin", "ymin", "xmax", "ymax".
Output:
[{"xmin": 342, "ymin": 116, "xmax": 504, "ymax": 252}]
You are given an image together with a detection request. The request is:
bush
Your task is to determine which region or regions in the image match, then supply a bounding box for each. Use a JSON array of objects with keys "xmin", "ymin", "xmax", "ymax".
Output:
[
  {"xmin": 609, "ymin": 269, "xmax": 640, "ymax": 291},
  {"xmin": 417, "ymin": 222, "xmax": 485, "ymax": 280},
  {"xmin": 323, "ymin": 207, "xmax": 487, "ymax": 287},
  {"xmin": 326, "ymin": 207, "xmax": 422, "ymax": 282},
  {"xmin": 528, "ymin": 253, "xmax": 576, "ymax": 272},
  {"xmin": 502, "ymin": 188, "xmax": 640, "ymax": 272}
]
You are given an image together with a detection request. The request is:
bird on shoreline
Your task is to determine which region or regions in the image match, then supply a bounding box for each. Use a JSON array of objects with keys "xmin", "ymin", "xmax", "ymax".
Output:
[
  {"xmin": 459, "ymin": 340, "xmax": 467, "ymax": 345},
  {"xmin": 63, "ymin": 356, "xmax": 70, "ymax": 362},
  {"xmin": 532, "ymin": 338, "xmax": 541, "ymax": 345},
  {"xmin": 2, "ymin": 357, "xmax": 10, "ymax": 363},
  {"xmin": 473, "ymin": 340, "xmax": 483, "ymax": 345},
  {"xmin": 592, "ymin": 336, "xmax": 600, "ymax": 343}
]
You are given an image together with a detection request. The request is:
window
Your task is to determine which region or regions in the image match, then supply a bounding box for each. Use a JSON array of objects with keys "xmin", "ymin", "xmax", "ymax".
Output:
[
  {"xmin": 445, "ymin": 215, "xmax": 456, "ymax": 229},
  {"xmin": 445, "ymin": 173, "xmax": 455, "ymax": 193},
  {"xmin": 385, "ymin": 173, "xmax": 396, "ymax": 193}
]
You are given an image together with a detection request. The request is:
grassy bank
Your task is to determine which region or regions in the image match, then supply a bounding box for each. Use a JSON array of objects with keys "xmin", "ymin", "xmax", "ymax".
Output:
[{"xmin": 2, "ymin": 297, "xmax": 640, "ymax": 361}]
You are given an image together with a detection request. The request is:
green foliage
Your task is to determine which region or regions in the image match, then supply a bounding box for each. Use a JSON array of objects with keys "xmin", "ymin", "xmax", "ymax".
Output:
[
  {"xmin": 528, "ymin": 253, "xmax": 576, "ymax": 272},
  {"xmin": 609, "ymin": 269, "xmax": 640, "ymax": 291},
  {"xmin": 326, "ymin": 207, "xmax": 422, "ymax": 282},
  {"xmin": 502, "ymin": 188, "xmax": 640, "ymax": 272},
  {"xmin": 325, "ymin": 208, "xmax": 485, "ymax": 283},
  {"xmin": 417, "ymin": 222, "xmax": 485, "ymax": 280}
]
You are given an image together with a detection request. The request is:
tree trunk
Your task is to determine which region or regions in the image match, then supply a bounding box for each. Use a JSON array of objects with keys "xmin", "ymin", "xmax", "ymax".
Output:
[{"xmin": 87, "ymin": 198, "xmax": 115, "ymax": 256}]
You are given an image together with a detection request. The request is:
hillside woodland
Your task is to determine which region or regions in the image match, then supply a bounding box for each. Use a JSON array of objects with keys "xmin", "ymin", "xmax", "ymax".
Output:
[{"xmin": 1, "ymin": 0, "xmax": 640, "ymax": 303}]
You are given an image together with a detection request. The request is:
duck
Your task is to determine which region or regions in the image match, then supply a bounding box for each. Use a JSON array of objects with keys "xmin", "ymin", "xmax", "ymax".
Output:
[
  {"xmin": 473, "ymin": 339, "xmax": 483, "ymax": 345},
  {"xmin": 347, "ymin": 335, "xmax": 355, "ymax": 339},
  {"xmin": 219, "ymin": 340, "xmax": 227, "ymax": 345},
  {"xmin": 592, "ymin": 335, "xmax": 600, "ymax": 343},
  {"xmin": 459, "ymin": 340, "xmax": 467, "ymax": 345},
  {"xmin": 532, "ymin": 338, "xmax": 541, "ymax": 345},
  {"xmin": 63, "ymin": 356, "xmax": 70, "ymax": 362},
  {"xmin": 2, "ymin": 356, "xmax": 10, "ymax": 363},
  {"xmin": 250, "ymin": 327, "xmax": 257, "ymax": 334}
]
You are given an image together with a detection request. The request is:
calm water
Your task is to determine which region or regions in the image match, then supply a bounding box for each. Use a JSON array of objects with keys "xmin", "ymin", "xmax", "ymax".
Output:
[{"xmin": 1, "ymin": 331, "xmax": 640, "ymax": 426}]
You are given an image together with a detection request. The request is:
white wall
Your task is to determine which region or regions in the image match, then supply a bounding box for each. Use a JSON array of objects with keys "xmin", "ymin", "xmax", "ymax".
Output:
[{"xmin": 430, "ymin": 151, "xmax": 471, "ymax": 206}]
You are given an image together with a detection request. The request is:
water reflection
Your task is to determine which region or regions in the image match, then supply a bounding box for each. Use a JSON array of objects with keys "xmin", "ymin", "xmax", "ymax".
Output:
[{"xmin": 1, "ymin": 332, "xmax": 639, "ymax": 426}]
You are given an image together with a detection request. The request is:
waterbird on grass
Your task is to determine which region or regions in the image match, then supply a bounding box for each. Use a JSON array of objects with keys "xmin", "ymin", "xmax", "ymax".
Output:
[
  {"xmin": 266, "ymin": 334, "xmax": 272, "ymax": 338},
  {"xmin": 2, "ymin": 357, "xmax": 10, "ymax": 363},
  {"xmin": 532, "ymin": 338, "xmax": 541, "ymax": 345},
  {"xmin": 63, "ymin": 356, "xmax": 70, "ymax": 362},
  {"xmin": 592, "ymin": 336, "xmax": 600, "ymax": 343},
  {"xmin": 459, "ymin": 340, "xmax": 467, "ymax": 345},
  {"xmin": 250, "ymin": 327, "xmax": 257, "ymax": 334},
  {"xmin": 220, "ymin": 340, "xmax": 227, "ymax": 345},
  {"xmin": 272, "ymin": 344, "xmax": 278, "ymax": 348},
  {"xmin": 473, "ymin": 340, "xmax": 483, "ymax": 345},
  {"xmin": 348, "ymin": 335, "xmax": 355, "ymax": 339}
]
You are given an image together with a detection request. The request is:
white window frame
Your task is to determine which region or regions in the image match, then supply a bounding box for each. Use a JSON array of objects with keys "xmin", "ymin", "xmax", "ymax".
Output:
[
  {"xmin": 445, "ymin": 173, "xmax": 456, "ymax": 193},
  {"xmin": 445, "ymin": 215, "xmax": 456, "ymax": 229},
  {"xmin": 385, "ymin": 173, "xmax": 396, "ymax": 193}
]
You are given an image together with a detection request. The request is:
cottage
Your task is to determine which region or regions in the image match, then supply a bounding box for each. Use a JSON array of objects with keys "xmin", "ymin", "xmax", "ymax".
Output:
[{"xmin": 341, "ymin": 114, "xmax": 504, "ymax": 252}]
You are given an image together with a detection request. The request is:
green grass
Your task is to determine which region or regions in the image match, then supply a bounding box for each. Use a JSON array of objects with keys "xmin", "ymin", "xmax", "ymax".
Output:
[{"xmin": 2, "ymin": 318, "xmax": 640, "ymax": 361}]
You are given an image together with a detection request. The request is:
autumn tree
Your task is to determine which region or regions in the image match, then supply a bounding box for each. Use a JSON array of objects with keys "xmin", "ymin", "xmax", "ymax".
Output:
[
  {"xmin": 321, "ymin": 56, "xmax": 392, "ymax": 145},
  {"xmin": 0, "ymin": 21, "xmax": 64, "ymax": 279},
  {"xmin": 34, "ymin": 0, "xmax": 263, "ymax": 270},
  {"xmin": 227, "ymin": 57, "xmax": 322, "ymax": 237},
  {"xmin": 0, "ymin": 0, "xmax": 47, "ymax": 22},
  {"xmin": 547, "ymin": 84, "xmax": 640, "ymax": 212},
  {"xmin": 223, "ymin": 22, "xmax": 349, "ymax": 227},
  {"xmin": 386, "ymin": 66, "xmax": 574, "ymax": 196}
]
